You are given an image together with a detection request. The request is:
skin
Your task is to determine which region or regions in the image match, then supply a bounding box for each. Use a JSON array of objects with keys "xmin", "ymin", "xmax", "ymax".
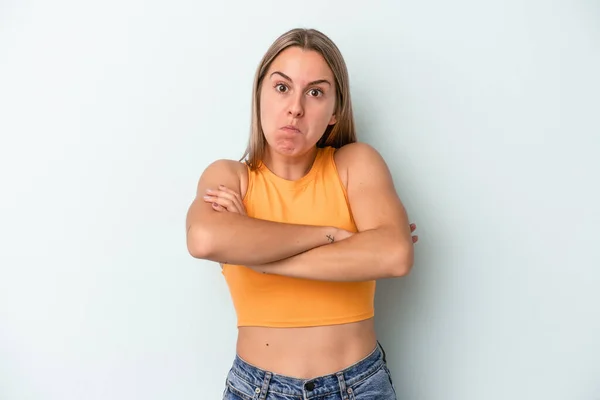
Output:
[
  {"xmin": 186, "ymin": 46, "xmax": 418, "ymax": 378},
  {"xmin": 258, "ymin": 46, "xmax": 338, "ymax": 181}
]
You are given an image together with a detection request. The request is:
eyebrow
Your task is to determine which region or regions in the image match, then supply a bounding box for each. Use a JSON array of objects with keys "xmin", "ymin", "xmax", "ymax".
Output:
[{"xmin": 269, "ymin": 71, "xmax": 331, "ymax": 87}]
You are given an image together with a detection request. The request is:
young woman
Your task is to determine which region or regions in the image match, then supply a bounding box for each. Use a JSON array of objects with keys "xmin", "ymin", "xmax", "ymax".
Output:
[{"xmin": 186, "ymin": 28, "xmax": 417, "ymax": 400}]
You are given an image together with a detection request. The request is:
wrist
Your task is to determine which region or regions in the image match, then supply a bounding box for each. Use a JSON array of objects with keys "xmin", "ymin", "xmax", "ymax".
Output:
[{"xmin": 323, "ymin": 226, "xmax": 338, "ymax": 245}]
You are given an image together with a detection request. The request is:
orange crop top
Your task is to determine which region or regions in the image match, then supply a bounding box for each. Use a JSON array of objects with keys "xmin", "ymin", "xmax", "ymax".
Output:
[{"xmin": 221, "ymin": 146, "xmax": 376, "ymax": 328}]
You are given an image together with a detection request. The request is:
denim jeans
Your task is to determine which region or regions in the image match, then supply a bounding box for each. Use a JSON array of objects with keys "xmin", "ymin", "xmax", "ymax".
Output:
[{"xmin": 222, "ymin": 341, "xmax": 397, "ymax": 399}]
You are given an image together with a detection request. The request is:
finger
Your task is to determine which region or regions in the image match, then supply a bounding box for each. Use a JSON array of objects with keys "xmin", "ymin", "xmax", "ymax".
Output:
[
  {"xmin": 203, "ymin": 193, "xmax": 233, "ymax": 206},
  {"xmin": 203, "ymin": 196, "xmax": 224, "ymax": 210},
  {"xmin": 206, "ymin": 188, "xmax": 232, "ymax": 198},
  {"xmin": 206, "ymin": 188, "xmax": 242, "ymax": 209},
  {"xmin": 208, "ymin": 186, "xmax": 245, "ymax": 215},
  {"xmin": 206, "ymin": 187, "xmax": 239, "ymax": 203},
  {"xmin": 412, "ymin": 235, "xmax": 418, "ymax": 243},
  {"xmin": 410, "ymin": 223, "xmax": 416, "ymax": 231},
  {"xmin": 203, "ymin": 195, "xmax": 222, "ymax": 205},
  {"xmin": 217, "ymin": 185, "xmax": 245, "ymax": 212},
  {"xmin": 203, "ymin": 194, "xmax": 238, "ymax": 212},
  {"xmin": 208, "ymin": 196, "xmax": 240, "ymax": 213},
  {"xmin": 218, "ymin": 185, "xmax": 242, "ymax": 202}
]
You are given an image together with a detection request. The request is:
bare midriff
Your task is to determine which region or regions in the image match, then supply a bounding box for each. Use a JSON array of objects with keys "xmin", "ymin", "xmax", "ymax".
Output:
[{"xmin": 235, "ymin": 318, "xmax": 377, "ymax": 379}]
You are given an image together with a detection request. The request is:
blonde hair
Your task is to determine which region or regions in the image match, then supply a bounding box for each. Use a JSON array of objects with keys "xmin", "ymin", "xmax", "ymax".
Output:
[{"xmin": 241, "ymin": 28, "xmax": 357, "ymax": 170}]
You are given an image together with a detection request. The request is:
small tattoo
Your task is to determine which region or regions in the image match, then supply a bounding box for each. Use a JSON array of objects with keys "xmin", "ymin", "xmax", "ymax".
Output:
[{"xmin": 326, "ymin": 234, "xmax": 334, "ymax": 243}]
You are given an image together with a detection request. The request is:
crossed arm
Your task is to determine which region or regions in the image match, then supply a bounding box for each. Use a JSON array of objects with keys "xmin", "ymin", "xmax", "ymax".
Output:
[
  {"xmin": 185, "ymin": 159, "xmax": 347, "ymax": 266},
  {"xmin": 186, "ymin": 143, "xmax": 416, "ymax": 281}
]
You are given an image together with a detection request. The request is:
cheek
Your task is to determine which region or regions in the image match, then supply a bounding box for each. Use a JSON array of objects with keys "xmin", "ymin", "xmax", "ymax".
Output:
[
  {"xmin": 260, "ymin": 93, "xmax": 286, "ymax": 130},
  {"xmin": 260, "ymin": 105, "xmax": 275, "ymax": 133},
  {"xmin": 259, "ymin": 95, "xmax": 272, "ymax": 127},
  {"xmin": 308, "ymin": 101, "xmax": 336, "ymax": 124},
  {"xmin": 260, "ymin": 90, "xmax": 275, "ymax": 116}
]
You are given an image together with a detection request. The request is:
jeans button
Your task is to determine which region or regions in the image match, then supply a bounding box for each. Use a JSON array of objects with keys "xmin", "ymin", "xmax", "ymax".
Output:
[{"xmin": 304, "ymin": 381, "xmax": 315, "ymax": 391}]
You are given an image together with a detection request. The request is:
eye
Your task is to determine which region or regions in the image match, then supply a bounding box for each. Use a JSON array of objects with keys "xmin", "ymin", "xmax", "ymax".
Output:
[
  {"xmin": 274, "ymin": 83, "xmax": 288, "ymax": 93},
  {"xmin": 308, "ymin": 88, "xmax": 323, "ymax": 97}
]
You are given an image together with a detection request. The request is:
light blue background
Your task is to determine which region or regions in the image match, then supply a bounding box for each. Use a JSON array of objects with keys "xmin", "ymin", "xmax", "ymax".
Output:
[{"xmin": 1, "ymin": 1, "xmax": 598, "ymax": 399}]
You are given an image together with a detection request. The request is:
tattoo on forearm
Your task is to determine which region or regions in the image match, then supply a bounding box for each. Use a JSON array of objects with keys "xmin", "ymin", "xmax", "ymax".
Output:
[{"xmin": 326, "ymin": 234, "xmax": 334, "ymax": 243}]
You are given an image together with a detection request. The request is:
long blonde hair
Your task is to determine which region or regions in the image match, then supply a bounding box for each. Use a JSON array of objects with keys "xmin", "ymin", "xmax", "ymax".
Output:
[{"xmin": 240, "ymin": 28, "xmax": 357, "ymax": 170}]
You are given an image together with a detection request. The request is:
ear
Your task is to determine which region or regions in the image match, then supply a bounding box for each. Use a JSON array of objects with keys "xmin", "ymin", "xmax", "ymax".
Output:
[{"xmin": 328, "ymin": 113, "xmax": 337, "ymax": 125}]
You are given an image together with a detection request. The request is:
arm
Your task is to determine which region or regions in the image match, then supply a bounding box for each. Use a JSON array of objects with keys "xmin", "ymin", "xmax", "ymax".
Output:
[
  {"xmin": 251, "ymin": 143, "xmax": 415, "ymax": 281},
  {"xmin": 185, "ymin": 159, "xmax": 343, "ymax": 265}
]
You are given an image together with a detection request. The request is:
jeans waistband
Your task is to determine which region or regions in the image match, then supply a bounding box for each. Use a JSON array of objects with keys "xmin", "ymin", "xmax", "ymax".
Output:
[{"xmin": 229, "ymin": 341, "xmax": 387, "ymax": 399}]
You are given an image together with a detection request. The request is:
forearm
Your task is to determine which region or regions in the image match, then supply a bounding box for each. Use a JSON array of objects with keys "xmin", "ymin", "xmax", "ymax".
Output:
[
  {"xmin": 251, "ymin": 228, "xmax": 414, "ymax": 281},
  {"xmin": 187, "ymin": 212, "xmax": 337, "ymax": 265}
]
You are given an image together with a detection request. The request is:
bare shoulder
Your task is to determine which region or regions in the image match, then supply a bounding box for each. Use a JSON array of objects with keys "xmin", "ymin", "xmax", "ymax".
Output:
[
  {"xmin": 334, "ymin": 142, "xmax": 405, "ymax": 231},
  {"xmin": 333, "ymin": 142, "xmax": 391, "ymax": 188},
  {"xmin": 195, "ymin": 159, "xmax": 248, "ymax": 198},
  {"xmin": 334, "ymin": 142, "xmax": 386, "ymax": 167}
]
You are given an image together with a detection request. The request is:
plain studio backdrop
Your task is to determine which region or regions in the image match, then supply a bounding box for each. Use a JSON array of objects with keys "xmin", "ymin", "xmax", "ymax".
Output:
[{"xmin": 1, "ymin": 1, "xmax": 599, "ymax": 399}]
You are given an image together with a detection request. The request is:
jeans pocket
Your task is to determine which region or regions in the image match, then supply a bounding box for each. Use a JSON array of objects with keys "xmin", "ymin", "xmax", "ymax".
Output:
[
  {"xmin": 349, "ymin": 366, "xmax": 396, "ymax": 399},
  {"xmin": 225, "ymin": 370, "xmax": 260, "ymax": 400}
]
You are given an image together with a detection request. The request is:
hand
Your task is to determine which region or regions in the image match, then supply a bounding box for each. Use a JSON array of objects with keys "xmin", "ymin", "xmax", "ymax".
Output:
[
  {"xmin": 203, "ymin": 185, "xmax": 247, "ymax": 216},
  {"xmin": 410, "ymin": 223, "xmax": 418, "ymax": 243}
]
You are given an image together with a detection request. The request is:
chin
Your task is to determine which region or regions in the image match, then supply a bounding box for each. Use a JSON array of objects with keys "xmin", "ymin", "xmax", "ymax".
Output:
[
  {"xmin": 265, "ymin": 133, "xmax": 317, "ymax": 157},
  {"xmin": 272, "ymin": 140, "xmax": 300, "ymax": 155}
]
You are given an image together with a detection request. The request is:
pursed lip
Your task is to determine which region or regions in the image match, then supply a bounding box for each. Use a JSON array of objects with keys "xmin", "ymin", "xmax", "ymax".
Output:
[{"xmin": 281, "ymin": 125, "xmax": 302, "ymax": 133}]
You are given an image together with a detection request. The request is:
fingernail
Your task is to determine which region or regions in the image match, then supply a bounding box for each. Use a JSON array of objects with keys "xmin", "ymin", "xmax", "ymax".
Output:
[
  {"xmin": 205, "ymin": 189, "xmax": 213, "ymax": 193},
  {"xmin": 203, "ymin": 195, "xmax": 211, "ymax": 200},
  {"xmin": 212, "ymin": 203, "xmax": 218, "ymax": 207}
]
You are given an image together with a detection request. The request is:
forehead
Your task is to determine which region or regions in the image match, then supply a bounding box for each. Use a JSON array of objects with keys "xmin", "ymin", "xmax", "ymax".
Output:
[{"xmin": 267, "ymin": 46, "xmax": 333, "ymax": 81}]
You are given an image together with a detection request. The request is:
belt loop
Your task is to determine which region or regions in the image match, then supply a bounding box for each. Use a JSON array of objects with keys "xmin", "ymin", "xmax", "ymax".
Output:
[
  {"xmin": 258, "ymin": 371, "xmax": 272, "ymax": 399},
  {"xmin": 336, "ymin": 371, "xmax": 350, "ymax": 400}
]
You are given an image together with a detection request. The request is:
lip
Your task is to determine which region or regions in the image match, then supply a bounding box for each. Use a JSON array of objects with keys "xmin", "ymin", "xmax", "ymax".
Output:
[{"xmin": 281, "ymin": 125, "xmax": 302, "ymax": 133}]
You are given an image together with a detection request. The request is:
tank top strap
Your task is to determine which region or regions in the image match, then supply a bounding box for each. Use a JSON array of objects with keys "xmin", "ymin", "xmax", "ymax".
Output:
[{"xmin": 315, "ymin": 146, "xmax": 336, "ymax": 172}]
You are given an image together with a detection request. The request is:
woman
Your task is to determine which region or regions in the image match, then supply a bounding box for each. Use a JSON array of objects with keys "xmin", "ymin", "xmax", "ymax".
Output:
[{"xmin": 186, "ymin": 28, "xmax": 417, "ymax": 400}]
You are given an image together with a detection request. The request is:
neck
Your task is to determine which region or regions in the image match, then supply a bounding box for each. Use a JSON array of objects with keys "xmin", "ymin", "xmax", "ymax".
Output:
[{"xmin": 263, "ymin": 147, "xmax": 318, "ymax": 181}]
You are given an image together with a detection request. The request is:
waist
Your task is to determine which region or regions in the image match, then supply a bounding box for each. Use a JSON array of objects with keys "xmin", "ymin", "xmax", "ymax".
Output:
[
  {"xmin": 228, "ymin": 339, "xmax": 387, "ymax": 398},
  {"xmin": 235, "ymin": 318, "xmax": 377, "ymax": 378}
]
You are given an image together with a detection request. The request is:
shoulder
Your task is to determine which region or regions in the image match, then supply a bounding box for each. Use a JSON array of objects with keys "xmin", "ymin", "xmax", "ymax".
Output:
[
  {"xmin": 333, "ymin": 142, "xmax": 385, "ymax": 166},
  {"xmin": 197, "ymin": 159, "xmax": 249, "ymax": 198},
  {"xmin": 333, "ymin": 142, "xmax": 389, "ymax": 186},
  {"xmin": 332, "ymin": 143, "xmax": 408, "ymax": 235},
  {"xmin": 203, "ymin": 158, "xmax": 247, "ymax": 174}
]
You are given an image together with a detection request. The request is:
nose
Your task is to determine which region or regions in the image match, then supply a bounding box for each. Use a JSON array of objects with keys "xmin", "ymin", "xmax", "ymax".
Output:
[{"xmin": 287, "ymin": 93, "xmax": 304, "ymax": 118}]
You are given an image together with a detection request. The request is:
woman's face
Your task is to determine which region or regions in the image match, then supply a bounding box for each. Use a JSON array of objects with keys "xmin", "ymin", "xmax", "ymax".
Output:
[{"xmin": 259, "ymin": 46, "xmax": 337, "ymax": 157}]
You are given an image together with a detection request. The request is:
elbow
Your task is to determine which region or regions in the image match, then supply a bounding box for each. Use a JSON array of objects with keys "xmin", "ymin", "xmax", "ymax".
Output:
[
  {"xmin": 385, "ymin": 241, "xmax": 414, "ymax": 278},
  {"xmin": 186, "ymin": 225, "xmax": 215, "ymax": 260}
]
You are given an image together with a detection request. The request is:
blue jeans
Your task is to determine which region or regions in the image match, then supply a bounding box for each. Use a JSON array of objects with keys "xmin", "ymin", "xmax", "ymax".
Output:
[{"xmin": 222, "ymin": 342, "xmax": 397, "ymax": 399}]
